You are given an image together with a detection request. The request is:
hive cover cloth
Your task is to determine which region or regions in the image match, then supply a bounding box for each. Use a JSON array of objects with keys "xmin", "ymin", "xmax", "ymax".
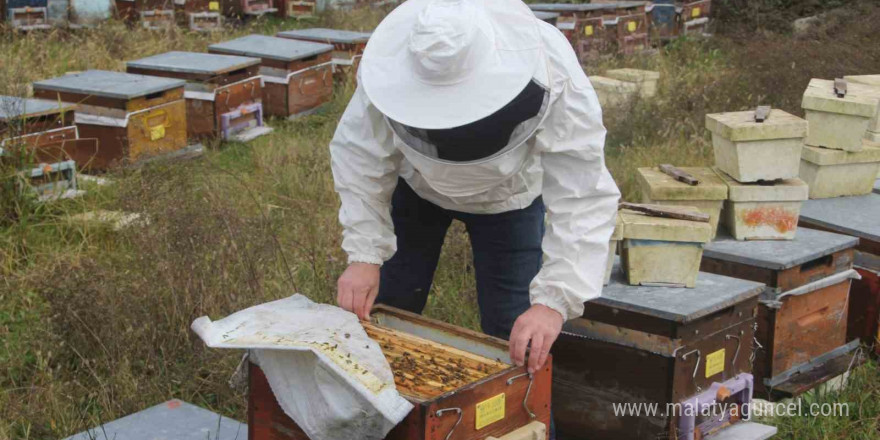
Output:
[{"xmin": 191, "ymin": 294, "xmax": 413, "ymax": 440}]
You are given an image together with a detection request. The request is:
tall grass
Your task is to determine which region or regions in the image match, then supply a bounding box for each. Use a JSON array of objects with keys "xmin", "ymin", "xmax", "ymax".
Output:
[{"xmin": 2, "ymin": 3, "xmax": 880, "ymax": 439}]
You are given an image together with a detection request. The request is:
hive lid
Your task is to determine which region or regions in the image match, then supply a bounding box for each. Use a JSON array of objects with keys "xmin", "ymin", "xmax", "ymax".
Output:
[
  {"xmin": 276, "ymin": 28, "xmax": 371, "ymax": 44},
  {"xmin": 589, "ymin": 76, "xmax": 639, "ymax": 93},
  {"xmin": 800, "ymin": 194, "xmax": 880, "ymax": 245},
  {"xmin": 619, "ymin": 206, "xmax": 713, "ymax": 243},
  {"xmin": 705, "ymin": 109, "xmax": 808, "ymax": 141},
  {"xmin": 801, "ymin": 142, "xmax": 880, "ymax": 165},
  {"xmin": 636, "ymin": 166, "xmax": 728, "ymax": 201},
  {"xmin": 605, "ymin": 68, "xmax": 660, "ymax": 83},
  {"xmin": 704, "ymin": 228, "xmax": 858, "ymax": 270},
  {"xmin": 801, "ymin": 78, "xmax": 880, "ymax": 118},
  {"xmin": 126, "ymin": 51, "xmax": 261, "ymax": 76},
  {"xmin": 32, "ymin": 70, "xmax": 185, "ymax": 100},
  {"xmin": 0, "ymin": 96, "xmax": 75, "ymax": 121},
  {"xmin": 208, "ymin": 35, "xmax": 334, "ymax": 62},
  {"xmin": 844, "ymin": 74, "xmax": 880, "ymax": 87},
  {"xmin": 594, "ymin": 259, "xmax": 764, "ymax": 323},
  {"xmin": 715, "ymin": 169, "xmax": 808, "ymax": 202}
]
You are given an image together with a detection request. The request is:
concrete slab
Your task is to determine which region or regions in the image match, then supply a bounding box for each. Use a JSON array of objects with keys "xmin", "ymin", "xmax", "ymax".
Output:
[
  {"xmin": 800, "ymin": 194, "xmax": 880, "ymax": 245},
  {"xmin": 845, "ymin": 74, "xmax": 880, "ymax": 87},
  {"xmin": 63, "ymin": 399, "xmax": 246, "ymax": 440},
  {"xmin": 704, "ymin": 422, "xmax": 777, "ymax": 440},
  {"xmin": 637, "ymin": 166, "xmax": 728, "ymax": 201},
  {"xmin": 209, "ymin": 35, "xmax": 333, "ymax": 62},
  {"xmin": 704, "ymin": 227, "xmax": 859, "ymax": 270},
  {"xmin": 620, "ymin": 207, "xmax": 713, "ymax": 243},
  {"xmin": 276, "ymin": 28, "xmax": 371, "ymax": 44},
  {"xmin": 127, "ymin": 51, "xmax": 261, "ymax": 76},
  {"xmin": 0, "ymin": 96, "xmax": 74, "ymax": 120},
  {"xmin": 802, "ymin": 78, "xmax": 880, "ymax": 118},
  {"xmin": 595, "ymin": 259, "xmax": 765, "ymax": 323},
  {"xmin": 33, "ymin": 70, "xmax": 185, "ymax": 100}
]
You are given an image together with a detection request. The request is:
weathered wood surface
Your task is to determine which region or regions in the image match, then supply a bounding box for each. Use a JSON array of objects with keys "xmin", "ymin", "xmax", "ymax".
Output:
[
  {"xmin": 659, "ymin": 164, "xmax": 700, "ymax": 185},
  {"xmin": 619, "ymin": 202, "xmax": 711, "ymax": 223}
]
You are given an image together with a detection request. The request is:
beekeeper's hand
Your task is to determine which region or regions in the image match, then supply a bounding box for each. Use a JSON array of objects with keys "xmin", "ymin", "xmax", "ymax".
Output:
[
  {"xmin": 509, "ymin": 305, "xmax": 563, "ymax": 374},
  {"xmin": 337, "ymin": 262, "xmax": 381, "ymax": 321}
]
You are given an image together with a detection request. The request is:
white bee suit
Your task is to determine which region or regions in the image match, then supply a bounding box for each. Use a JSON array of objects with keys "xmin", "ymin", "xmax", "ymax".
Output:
[{"xmin": 330, "ymin": 0, "xmax": 621, "ymax": 321}]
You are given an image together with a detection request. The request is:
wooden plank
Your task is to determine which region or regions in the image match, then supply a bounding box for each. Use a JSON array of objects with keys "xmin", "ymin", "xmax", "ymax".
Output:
[
  {"xmin": 619, "ymin": 202, "xmax": 711, "ymax": 223},
  {"xmin": 659, "ymin": 164, "xmax": 700, "ymax": 186}
]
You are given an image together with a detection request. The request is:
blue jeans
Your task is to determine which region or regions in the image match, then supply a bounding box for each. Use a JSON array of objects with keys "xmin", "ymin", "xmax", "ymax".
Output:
[{"xmin": 377, "ymin": 179, "xmax": 545, "ymax": 340}]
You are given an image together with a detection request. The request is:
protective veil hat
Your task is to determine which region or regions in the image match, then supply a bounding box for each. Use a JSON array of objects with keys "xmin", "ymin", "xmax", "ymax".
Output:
[{"xmin": 360, "ymin": 0, "xmax": 545, "ymax": 129}]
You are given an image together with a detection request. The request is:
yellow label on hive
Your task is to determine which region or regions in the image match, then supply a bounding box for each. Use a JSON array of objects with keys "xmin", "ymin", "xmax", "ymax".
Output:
[
  {"xmin": 475, "ymin": 393, "xmax": 505, "ymax": 430},
  {"xmin": 705, "ymin": 349, "xmax": 725, "ymax": 378},
  {"xmin": 209, "ymin": 1, "xmax": 219, "ymax": 10},
  {"xmin": 150, "ymin": 125, "xmax": 166, "ymax": 141},
  {"xmin": 692, "ymin": 7, "xmax": 701, "ymax": 18},
  {"xmin": 627, "ymin": 21, "xmax": 637, "ymax": 32},
  {"xmin": 584, "ymin": 25, "xmax": 594, "ymax": 36}
]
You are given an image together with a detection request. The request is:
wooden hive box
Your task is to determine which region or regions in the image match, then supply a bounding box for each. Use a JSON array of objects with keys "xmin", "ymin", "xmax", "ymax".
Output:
[
  {"xmin": 528, "ymin": 3, "xmax": 617, "ymax": 58},
  {"xmin": 249, "ymin": 305, "xmax": 552, "ymax": 440},
  {"xmin": 6, "ymin": 0, "xmax": 51, "ymax": 30},
  {"xmin": 0, "ymin": 96, "xmax": 99, "ymax": 167},
  {"xmin": 209, "ymin": 35, "xmax": 334, "ymax": 120},
  {"xmin": 275, "ymin": 0, "xmax": 314, "ymax": 18},
  {"xmin": 32, "ymin": 70, "xmax": 187, "ymax": 171},
  {"xmin": 608, "ymin": 4, "xmax": 650, "ymax": 55},
  {"xmin": 679, "ymin": 0, "xmax": 712, "ymax": 36},
  {"xmin": 553, "ymin": 260, "xmax": 774, "ymax": 440},
  {"xmin": 220, "ymin": 0, "xmax": 275, "ymax": 18},
  {"xmin": 701, "ymin": 228, "xmax": 862, "ymax": 399},
  {"xmin": 800, "ymin": 194, "xmax": 880, "ymax": 356},
  {"xmin": 175, "ymin": 0, "xmax": 223, "ymax": 31},
  {"xmin": 647, "ymin": 0, "xmax": 678, "ymax": 42},
  {"xmin": 126, "ymin": 51, "xmax": 269, "ymax": 142},
  {"xmin": 276, "ymin": 28, "xmax": 371, "ymax": 80}
]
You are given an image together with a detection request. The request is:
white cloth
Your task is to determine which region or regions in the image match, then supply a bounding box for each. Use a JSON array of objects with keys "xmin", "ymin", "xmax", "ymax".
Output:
[
  {"xmin": 191, "ymin": 295, "xmax": 413, "ymax": 440},
  {"xmin": 329, "ymin": 19, "xmax": 621, "ymax": 321}
]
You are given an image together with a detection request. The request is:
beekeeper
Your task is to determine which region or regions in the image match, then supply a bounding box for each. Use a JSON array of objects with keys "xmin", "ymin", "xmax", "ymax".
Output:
[{"xmin": 330, "ymin": 0, "xmax": 620, "ymax": 374}]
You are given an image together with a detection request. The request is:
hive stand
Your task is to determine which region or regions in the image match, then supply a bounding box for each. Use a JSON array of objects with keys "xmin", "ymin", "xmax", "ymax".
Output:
[
  {"xmin": 32, "ymin": 70, "xmax": 188, "ymax": 171},
  {"xmin": 62, "ymin": 399, "xmax": 245, "ymax": 440},
  {"xmin": 209, "ymin": 35, "xmax": 334, "ymax": 120},
  {"xmin": 800, "ymin": 194, "xmax": 880, "ymax": 356},
  {"xmin": 553, "ymin": 260, "xmax": 772, "ymax": 440},
  {"xmin": 126, "ymin": 51, "xmax": 271, "ymax": 143},
  {"xmin": 249, "ymin": 305, "xmax": 553, "ymax": 440},
  {"xmin": 702, "ymin": 228, "xmax": 863, "ymax": 399}
]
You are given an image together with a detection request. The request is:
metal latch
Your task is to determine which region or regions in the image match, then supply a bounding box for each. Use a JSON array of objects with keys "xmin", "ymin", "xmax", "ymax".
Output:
[
  {"xmin": 754, "ymin": 105, "xmax": 771, "ymax": 123},
  {"xmin": 834, "ymin": 78, "xmax": 847, "ymax": 98}
]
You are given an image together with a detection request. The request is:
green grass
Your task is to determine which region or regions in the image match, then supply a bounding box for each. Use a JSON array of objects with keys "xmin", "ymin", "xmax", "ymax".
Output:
[{"xmin": 2, "ymin": 3, "xmax": 880, "ymax": 439}]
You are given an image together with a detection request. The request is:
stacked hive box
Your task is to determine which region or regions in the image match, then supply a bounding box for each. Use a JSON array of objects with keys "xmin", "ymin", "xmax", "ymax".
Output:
[
  {"xmin": 636, "ymin": 166, "xmax": 728, "ymax": 237},
  {"xmin": 209, "ymin": 35, "xmax": 334, "ymax": 120},
  {"xmin": 706, "ymin": 108, "xmax": 809, "ymax": 240},
  {"xmin": 800, "ymin": 78, "xmax": 880, "ymax": 198},
  {"xmin": 0, "ymin": 96, "xmax": 98, "ymax": 199},
  {"xmin": 680, "ymin": 0, "xmax": 712, "ymax": 36},
  {"xmin": 32, "ymin": 70, "xmax": 188, "ymax": 171},
  {"xmin": 553, "ymin": 260, "xmax": 776, "ymax": 440},
  {"xmin": 701, "ymin": 228, "xmax": 862, "ymax": 399},
  {"xmin": 221, "ymin": 0, "xmax": 276, "ymax": 17},
  {"xmin": 6, "ymin": 0, "xmax": 51, "ymax": 29},
  {"xmin": 618, "ymin": 205, "xmax": 713, "ymax": 287},
  {"xmin": 276, "ymin": 28, "xmax": 371, "ymax": 81},
  {"xmin": 528, "ymin": 3, "xmax": 613, "ymax": 58},
  {"xmin": 800, "ymin": 194, "xmax": 880, "ymax": 356},
  {"xmin": 249, "ymin": 305, "xmax": 553, "ymax": 440},
  {"xmin": 844, "ymin": 74, "xmax": 880, "ymax": 142},
  {"xmin": 175, "ymin": 0, "xmax": 223, "ymax": 31},
  {"xmin": 126, "ymin": 51, "xmax": 271, "ymax": 142}
]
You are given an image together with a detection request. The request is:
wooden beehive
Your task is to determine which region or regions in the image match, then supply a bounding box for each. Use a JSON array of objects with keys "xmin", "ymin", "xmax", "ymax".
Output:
[
  {"xmin": 701, "ymin": 227, "xmax": 862, "ymax": 399},
  {"xmin": 249, "ymin": 305, "xmax": 552, "ymax": 440},
  {"xmin": 275, "ymin": 0, "xmax": 313, "ymax": 18},
  {"xmin": 221, "ymin": 0, "xmax": 275, "ymax": 17},
  {"xmin": 209, "ymin": 35, "xmax": 334, "ymax": 120},
  {"xmin": 32, "ymin": 70, "xmax": 187, "ymax": 171},
  {"xmin": 800, "ymin": 194, "xmax": 880, "ymax": 357},
  {"xmin": 7, "ymin": 0, "xmax": 51, "ymax": 30},
  {"xmin": 276, "ymin": 28, "xmax": 371, "ymax": 80},
  {"xmin": 679, "ymin": 0, "xmax": 711, "ymax": 36},
  {"xmin": 127, "ymin": 51, "xmax": 268, "ymax": 142},
  {"xmin": 0, "ymin": 96, "xmax": 99, "ymax": 167},
  {"xmin": 174, "ymin": 0, "xmax": 223, "ymax": 31},
  {"xmin": 553, "ymin": 261, "xmax": 771, "ymax": 440},
  {"xmin": 528, "ymin": 3, "xmax": 616, "ymax": 58}
]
